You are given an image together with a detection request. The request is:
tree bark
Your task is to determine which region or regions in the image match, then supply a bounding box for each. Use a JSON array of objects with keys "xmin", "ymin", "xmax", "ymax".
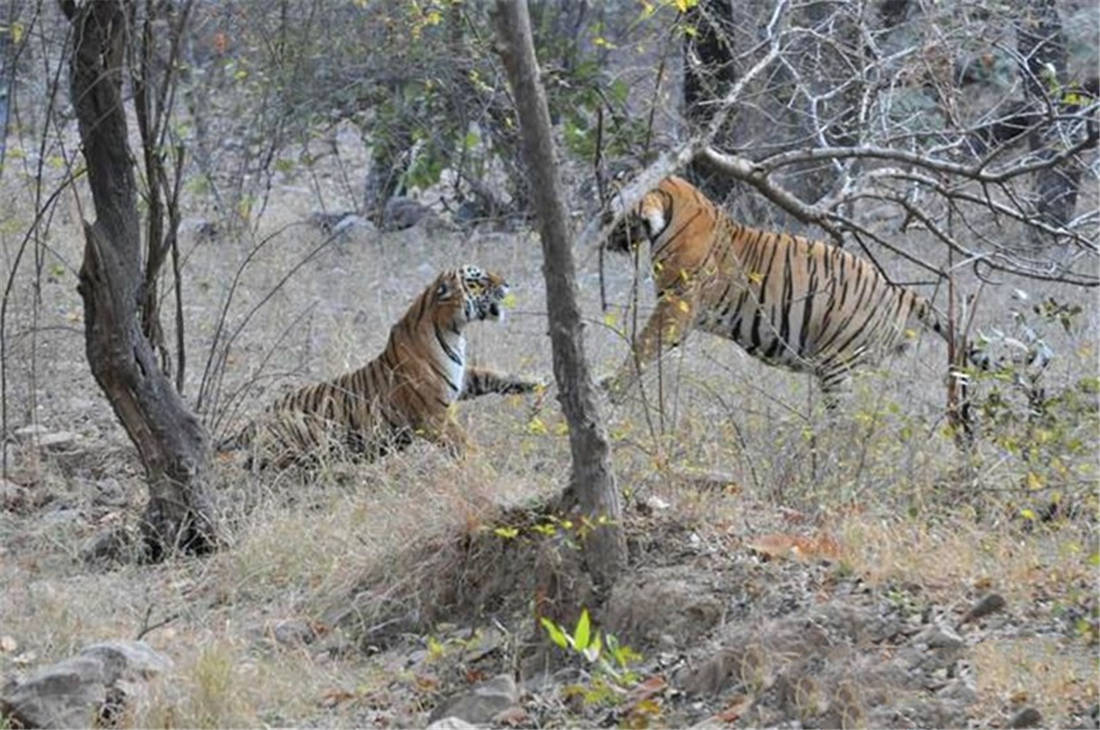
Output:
[
  {"xmin": 65, "ymin": 0, "xmax": 216, "ymax": 559},
  {"xmin": 492, "ymin": 0, "xmax": 625, "ymax": 593},
  {"xmin": 683, "ymin": 0, "xmax": 738, "ymax": 202},
  {"xmin": 1017, "ymin": 0, "xmax": 1081, "ymax": 239}
]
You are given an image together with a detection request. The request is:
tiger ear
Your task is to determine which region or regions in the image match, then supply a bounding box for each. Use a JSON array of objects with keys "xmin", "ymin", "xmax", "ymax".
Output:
[{"xmin": 435, "ymin": 280, "xmax": 451, "ymax": 298}]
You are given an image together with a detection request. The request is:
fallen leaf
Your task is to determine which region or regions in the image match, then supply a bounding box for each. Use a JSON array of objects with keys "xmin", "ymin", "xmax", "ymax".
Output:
[
  {"xmin": 414, "ymin": 673, "xmax": 439, "ymax": 691},
  {"xmin": 714, "ymin": 694, "xmax": 751, "ymax": 723},
  {"xmin": 625, "ymin": 674, "xmax": 667, "ymax": 709},
  {"xmin": 747, "ymin": 532, "xmax": 844, "ymax": 562},
  {"xmin": 493, "ymin": 706, "xmax": 529, "ymax": 726},
  {"xmin": 0, "ymin": 635, "xmax": 16, "ymax": 653},
  {"xmin": 746, "ymin": 533, "xmax": 799, "ymax": 559},
  {"xmin": 319, "ymin": 688, "xmax": 355, "ymax": 708}
]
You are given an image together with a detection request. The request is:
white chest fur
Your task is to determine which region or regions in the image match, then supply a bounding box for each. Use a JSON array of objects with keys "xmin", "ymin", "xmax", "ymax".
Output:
[{"xmin": 436, "ymin": 328, "xmax": 467, "ymax": 400}]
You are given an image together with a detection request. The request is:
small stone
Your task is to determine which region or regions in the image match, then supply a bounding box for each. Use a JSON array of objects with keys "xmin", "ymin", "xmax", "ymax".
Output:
[
  {"xmin": 272, "ymin": 619, "xmax": 317, "ymax": 647},
  {"xmin": 1008, "ymin": 707, "xmax": 1042, "ymax": 728},
  {"xmin": 14, "ymin": 426, "xmax": 81, "ymax": 451},
  {"xmin": 13, "ymin": 424, "xmax": 48, "ymax": 441},
  {"xmin": 426, "ymin": 718, "xmax": 478, "ymax": 730},
  {"xmin": 919, "ymin": 625, "xmax": 964, "ymax": 650},
  {"xmin": 959, "ymin": 593, "xmax": 1006, "ymax": 626},
  {"xmin": 644, "ymin": 495, "xmax": 671, "ymax": 511},
  {"xmin": 428, "ymin": 674, "xmax": 518, "ymax": 724}
]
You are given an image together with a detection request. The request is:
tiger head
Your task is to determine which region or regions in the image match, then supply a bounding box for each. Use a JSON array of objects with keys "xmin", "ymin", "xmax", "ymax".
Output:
[
  {"xmin": 605, "ymin": 187, "xmax": 673, "ymax": 254},
  {"xmin": 430, "ymin": 265, "xmax": 510, "ymax": 328}
]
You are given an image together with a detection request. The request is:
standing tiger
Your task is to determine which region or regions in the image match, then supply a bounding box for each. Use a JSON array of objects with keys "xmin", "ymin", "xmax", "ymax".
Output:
[
  {"xmin": 218, "ymin": 265, "xmax": 542, "ymax": 469},
  {"xmin": 603, "ymin": 175, "xmax": 949, "ymax": 408}
]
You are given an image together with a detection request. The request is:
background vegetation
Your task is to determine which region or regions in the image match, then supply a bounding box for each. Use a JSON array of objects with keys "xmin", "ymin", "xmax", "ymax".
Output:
[{"xmin": 0, "ymin": 0, "xmax": 1096, "ymax": 726}]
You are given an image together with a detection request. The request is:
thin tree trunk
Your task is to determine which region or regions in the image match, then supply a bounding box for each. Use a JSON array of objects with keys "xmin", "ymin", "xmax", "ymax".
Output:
[
  {"xmin": 492, "ymin": 0, "xmax": 625, "ymax": 594},
  {"xmin": 64, "ymin": 0, "xmax": 217, "ymax": 559}
]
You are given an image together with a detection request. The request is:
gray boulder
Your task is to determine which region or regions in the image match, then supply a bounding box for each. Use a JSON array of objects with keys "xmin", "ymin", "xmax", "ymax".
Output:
[
  {"xmin": 0, "ymin": 640, "xmax": 171, "ymax": 728},
  {"xmin": 428, "ymin": 673, "xmax": 519, "ymax": 725}
]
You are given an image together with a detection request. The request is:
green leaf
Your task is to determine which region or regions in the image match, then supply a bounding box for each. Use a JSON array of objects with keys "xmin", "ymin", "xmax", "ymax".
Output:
[
  {"xmin": 573, "ymin": 609, "xmax": 591, "ymax": 651},
  {"xmin": 493, "ymin": 526, "xmax": 519, "ymax": 539},
  {"xmin": 540, "ymin": 617, "xmax": 568, "ymax": 649},
  {"xmin": 582, "ymin": 631, "xmax": 602, "ymax": 662}
]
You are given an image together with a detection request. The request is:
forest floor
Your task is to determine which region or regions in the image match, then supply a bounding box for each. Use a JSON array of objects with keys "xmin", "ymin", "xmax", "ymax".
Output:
[{"xmin": 2, "ymin": 124, "xmax": 1098, "ymax": 728}]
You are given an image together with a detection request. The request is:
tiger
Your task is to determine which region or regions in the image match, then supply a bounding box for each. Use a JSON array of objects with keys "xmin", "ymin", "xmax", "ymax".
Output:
[
  {"xmin": 218, "ymin": 265, "xmax": 543, "ymax": 469},
  {"xmin": 602, "ymin": 175, "xmax": 950, "ymax": 408}
]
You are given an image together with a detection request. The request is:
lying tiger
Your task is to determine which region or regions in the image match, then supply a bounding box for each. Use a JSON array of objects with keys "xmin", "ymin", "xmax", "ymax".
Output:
[
  {"xmin": 604, "ymin": 175, "xmax": 951, "ymax": 408},
  {"xmin": 218, "ymin": 265, "xmax": 542, "ymax": 469}
]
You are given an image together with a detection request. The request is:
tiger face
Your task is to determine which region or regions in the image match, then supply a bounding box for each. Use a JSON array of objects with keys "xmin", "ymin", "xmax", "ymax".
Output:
[
  {"xmin": 433, "ymin": 265, "xmax": 509, "ymax": 327},
  {"xmin": 605, "ymin": 191, "xmax": 671, "ymax": 254}
]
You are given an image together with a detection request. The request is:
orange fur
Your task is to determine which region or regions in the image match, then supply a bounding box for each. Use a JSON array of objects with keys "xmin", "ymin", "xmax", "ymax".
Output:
[{"xmin": 606, "ymin": 176, "xmax": 947, "ymax": 407}]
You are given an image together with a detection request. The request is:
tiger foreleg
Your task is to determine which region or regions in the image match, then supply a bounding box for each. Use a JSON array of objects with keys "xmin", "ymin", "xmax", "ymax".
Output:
[
  {"xmin": 604, "ymin": 291, "xmax": 696, "ymax": 404},
  {"xmin": 460, "ymin": 367, "xmax": 546, "ymax": 400}
]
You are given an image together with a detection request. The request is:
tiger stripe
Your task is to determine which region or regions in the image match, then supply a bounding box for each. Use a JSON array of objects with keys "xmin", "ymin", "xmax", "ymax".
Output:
[
  {"xmin": 604, "ymin": 176, "xmax": 949, "ymax": 408},
  {"xmin": 218, "ymin": 265, "xmax": 543, "ymax": 469}
]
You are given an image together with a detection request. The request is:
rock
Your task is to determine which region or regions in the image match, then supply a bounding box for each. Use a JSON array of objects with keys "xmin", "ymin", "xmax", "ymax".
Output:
[
  {"xmin": 41, "ymin": 508, "xmax": 83, "ymax": 527},
  {"xmin": 382, "ymin": 197, "xmax": 432, "ymax": 231},
  {"xmin": 426, "ymin": 718, "xmax": 478, "ymax": 730},
  {"xmin": 13, "ymin": 424, "xmax": 48, "ymax": 441},
  {"xmin": 80, "ymin": 641, "xmax": 172, "ymax": 680},
  {"xmin": 1008, "ymin": 706, "xmax": 1042, "ymax": 728},
  {"xmin": 92, "ymin": 478, "xmax": 127, "ymax": 507},
  {"xmin": 82, "ymin": 525, "xmax": 139, "ymax": 566},
  {"xmin": 428, "ymin": 674, "xmax": 519, "ymax": 725},
  {"xmin": 917, "ymin": 625, "xmax": 964, "ymax": 650},
  {"xmin": 310, "ymin": 211, "xmax": 375, "ymax": 237},
  {"xmin": 272, "ymin": 619, "xmax": 317, "ymax": 647},
  {"xmin": 959, "ymin": 593, "xmax": 1006, "ymax": 626},
  {"xmin": 13, "ymin": 426, "xmax": 81, "ymax": 452},
  {"xmin": 0, "ymin": 655, "xmax": 107, "ymax": 728},
  {"xmin": 0, "ymin": 640, "xmax": 171, "ymax": 728}
]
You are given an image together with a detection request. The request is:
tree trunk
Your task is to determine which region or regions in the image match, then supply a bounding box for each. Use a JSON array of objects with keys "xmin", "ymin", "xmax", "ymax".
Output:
[
  {"xmin": 1017, "ymin": 0, "xmax": 1081, "ymax": 239},
  {"xmin": 683, "ymin": 0, "xmax": 738, "ymax": 202},
  {"xmin": 492, "ymin": 0, "xmax": 625, "ymax": 594},
  {"xmin": 65, "ymin": 0, "xmax": 216, "ymax": 559}
]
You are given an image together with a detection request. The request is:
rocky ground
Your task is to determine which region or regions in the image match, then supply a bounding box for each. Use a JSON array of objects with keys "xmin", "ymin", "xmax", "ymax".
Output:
[{"xmin": 2, "ymin": 420, "xmax": 1097, "ymax": 728}]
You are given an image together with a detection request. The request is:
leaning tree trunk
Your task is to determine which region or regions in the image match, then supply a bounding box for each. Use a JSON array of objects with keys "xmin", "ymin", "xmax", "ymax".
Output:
[
  {"xmin": 492, "ymin": 0, "xmax": 626, "ymax": 594},
  {"xmin": 64, "ymin": 0, "xmax": 216, "ymax": 559}
]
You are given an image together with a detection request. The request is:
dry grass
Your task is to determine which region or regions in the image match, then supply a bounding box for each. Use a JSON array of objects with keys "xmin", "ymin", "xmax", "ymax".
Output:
[{"xmin": 1, "ymin": 116, "xmax": 1097, "ymax": 726}]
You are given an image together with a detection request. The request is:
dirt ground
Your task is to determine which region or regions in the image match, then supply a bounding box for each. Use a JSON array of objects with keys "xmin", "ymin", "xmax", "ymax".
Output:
[{"xmin": 1, "ymin": 122, "xmax": 1098, "ymax": 728}]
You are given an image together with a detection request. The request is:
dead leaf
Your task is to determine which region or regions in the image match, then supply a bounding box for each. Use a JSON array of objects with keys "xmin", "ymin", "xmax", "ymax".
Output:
[
  {"xmin": 0, "ymin": 635, "xmax": 17, "ymax": 653},
  {"xmin": 747, "ymin": 533, "xmax": 799, "ymax": 559},
  {"xmin": 747, "ymin": 532, "xmax": 844, "ymax": 562},
  {"xmin": 319, "ymin": 688, "xmax": 355, "ymax": 708},
  {"xmin": 464, "ymin": 667, "xmax": 488, "ymax": 684},
  {"xmin": 714, "ymin": 694, "xmax": 751, "ymax": 723},
  {"xmin": 625, "ymin": 675, "xmax": 667, "ymax": 708},
  {"xmin": 493, "ymin": 706, "xmax": 529, "ymax": 726},
  {"xmin": 414, "ymin": 673, "xmax": 439, "ymax": 691}
]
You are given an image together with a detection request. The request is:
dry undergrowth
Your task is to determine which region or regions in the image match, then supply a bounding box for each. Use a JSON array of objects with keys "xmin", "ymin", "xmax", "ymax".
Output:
[{"xmin": 2, "ymin": 124, "xmax": 1097, "ymax": 727}]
